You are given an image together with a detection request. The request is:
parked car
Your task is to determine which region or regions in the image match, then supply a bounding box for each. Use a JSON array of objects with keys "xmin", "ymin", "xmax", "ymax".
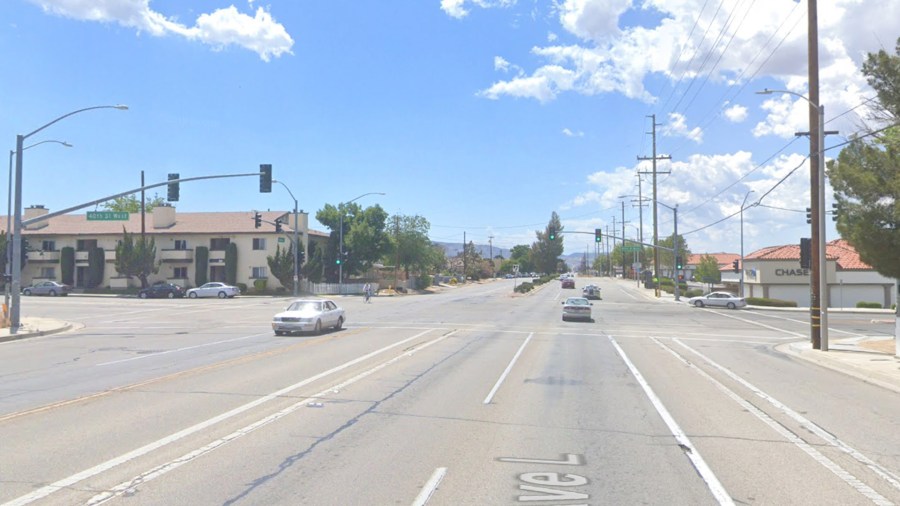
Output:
[
  {"xmin": 561, "ymin": 297, "xmax": 593, "ymax": 321},
  {"xmin": 186, "ymin": 282, "xmax": 240, "ymax": 299},
  {"xmin": 138, "ymin": 282, "xmax": 185, "ymax": 299},
  {"xmin": 561, "ymin": 278, "xmax": 575, "ymax": 289},
  {"xmin": 688, "ymin": 291, "xmax": 747, "ymax": 309},
  {"xmin": 272, "ymin": 298, "xmax": 345, "ymax": 335},
  {"xmin": 22, "ymin": 281, "xmax": 71, "ymax": 296}
]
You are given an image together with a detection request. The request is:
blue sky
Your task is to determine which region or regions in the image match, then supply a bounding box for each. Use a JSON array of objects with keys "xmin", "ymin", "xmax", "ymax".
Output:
[{"xmin": 1, "ymin": 0, "xmax": 897, "ymax": 258}]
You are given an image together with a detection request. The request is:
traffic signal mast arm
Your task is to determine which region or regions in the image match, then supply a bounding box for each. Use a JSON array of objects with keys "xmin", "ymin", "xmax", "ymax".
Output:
[
  {"xmin": 21, "ymin": 171, "xmax": 268, "ymax": 227},
  {"xmin": 562, "ymin": 230, "xmax": 676, "ymax": 252}
]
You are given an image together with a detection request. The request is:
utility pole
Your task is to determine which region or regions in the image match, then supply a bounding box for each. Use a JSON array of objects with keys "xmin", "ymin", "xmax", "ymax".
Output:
[
  {"xmin": 621, "ymin": 201, "xmax": 628, "ymax": 280},
  {"xmin": 638, "ymin": 114, "xmax": 671, "ymax": 296},
  {"xmin": 605, "ymin": 225, "xmax": 610, "ymax": 276},
  {"xmin": 140, "ymin": 170, "xmax": 146, "ymax": 238},
  {"xmin": 488, "ymin": 235, "xmax": 494, "ymax": 278},
  {"xmin": 808, "ymin": 0, "xmax": 823, "ymax": 350},
  {"xmin": 612, "ymin": 215, "xmax": 617, "ymax": 278}
]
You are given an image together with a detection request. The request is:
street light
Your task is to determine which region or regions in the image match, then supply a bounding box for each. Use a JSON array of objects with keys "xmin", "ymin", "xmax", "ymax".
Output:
[
  {"xmin": 273, "ymin": 180, "xmax": 302, "ymax": 297},
  {"xmin": 739, "ymin": 191, "xmax": 756, "ymax": 298},
  {"xmin": 10, "ymin": 105, "xmax": 128, "ymax": 333},
  {"xmin": 5, "ymin": 141, "xmax": 72, "ymax": 316},
  {"xmin": 338, "ymin": 192, "xmax": 385, "ymax": 295},
  {"xmin": 756, "ymin": 88, "xmax": 828, "ymax": 350}
]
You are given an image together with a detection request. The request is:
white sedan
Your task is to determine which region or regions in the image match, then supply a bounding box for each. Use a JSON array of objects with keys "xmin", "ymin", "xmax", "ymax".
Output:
[
  {"xmin": 272, "ymin": 298, "xmax": 345, "ymax": 335},
  {"xmin": 687, "ymin": 291, "xmax": 747, "ymax": 309},
  {"xmin": 186, "ymin": 282, "xmax": 240, "ymax": 299},
  {"xmin": 561, "ymin": 297, "xmax": 593, "ymax": 321}
]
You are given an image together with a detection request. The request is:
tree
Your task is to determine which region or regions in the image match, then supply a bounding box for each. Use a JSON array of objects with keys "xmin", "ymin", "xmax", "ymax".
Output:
[
  {"xmin": 302, "ymin": 242, "xmax": 324, "ymax": 283},
  {"xmin": 114, "ymin": 228, "xmax": 158, "ymax": 288},
  {"xmin": 695, "ymin": 254, "xmax": 722, "ymax": 286},
  {"xmin": 316, "ymin": 203, "xmax": 391, "ymax": 282},
  {"xmin": 61, "ymin": 247, "xmax": 75, "ymax": 285},
  {"xmin": 657, "ymin": 234, "xmax": 692, "ymax": 275},
  {"xmin": 828, "ymin": 38, "xmax": 900, "ymax": 325},
  {"xmin": 532, "ymin": 212, "xmax": 564, "ymax": 275},
  {"xmin": 267, "ymin": 243, "xmax": 295, "ymax": 291},
  {"xmin": 102, "ymin": 194, "xmax": 166, "ymax": 213},
  {"xmin": 87, "ymin": 247, "xmax": 105, "ymax": 289},
  {"xmin": 225, "ymin": 242, "xmax": 238, "ymax": 286},
  {"xmin": 388, "ymin": 214, "xmax": 440, "ymax": 279},
  {"xmin": 195, "ymin": 247, "xmax": 209, "ymax": 286}
]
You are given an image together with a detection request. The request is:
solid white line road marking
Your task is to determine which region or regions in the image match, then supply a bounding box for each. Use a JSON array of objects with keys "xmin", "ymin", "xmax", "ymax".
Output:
[
  {"xmin": 607, "ymin": 335, "xmax": 734, "ymax": 506},
  {"xmin": 483, "ymin": 332, "xmax": 534, "ymax": 404},
  {"xmin": 97, "ymin": 332, "xmax": 273, "ymax": 366},
  {"xmin": 4, "ymin": 329, "xmax": 442, "ymax": 506},
  {"xmin": 699, "ymin": 309, "xmax": 806, "ymax": 338},
  {"xmin": 671, "ymin": 337, "xmax": 900, "ymax": 495},
  {"xmin": 657, "ymin": 338, "xmax": 894, "ymax": 506},
  {"xmin": 411, "ymin": 467, "xmax": 447, "ymax": 506}
]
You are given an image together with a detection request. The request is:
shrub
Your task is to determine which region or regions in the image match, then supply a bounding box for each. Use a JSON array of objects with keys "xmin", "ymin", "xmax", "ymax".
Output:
[
  {"xmin": 253, "ymin": 278, "xmax": 267, "ymax": 291},
  {"xmin": 514, "ymin": 282, "xmax": 534, "ymax": 293},
  {"xmin": 416, "ymin": 275, "xmax": 433, "ymax": 290},
  {"xmin": 686, "ymin": 289, "xmax": 703, "ymax": 297},
  {"xmin": 236, "ymin": 283, "xmax": 248, "ymax": 293},
  {"xmin": 746, "ymin": 297, "xmax": 797, "ymax": 307},
  {"xmin": 856, "ymin": 301, "xmax": 883, "ymax": 309}
]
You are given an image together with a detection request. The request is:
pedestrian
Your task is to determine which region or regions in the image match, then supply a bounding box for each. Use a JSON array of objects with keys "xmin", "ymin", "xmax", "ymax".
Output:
[{"xmin": 363, "ymin": 283, "xmax": 371, "ymax": 303}]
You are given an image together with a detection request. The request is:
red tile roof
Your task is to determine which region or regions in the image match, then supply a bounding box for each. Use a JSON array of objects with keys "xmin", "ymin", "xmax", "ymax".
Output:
[
  {"xmin": 746, "ymin": 239, "xmax": 873, "ymax": 271},
  {"xmin": 687, "ymin": 252, "xmax": 740, "ymax": 270}
]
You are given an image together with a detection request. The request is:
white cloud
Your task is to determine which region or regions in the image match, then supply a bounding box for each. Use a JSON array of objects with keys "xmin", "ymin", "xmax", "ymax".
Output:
[
  {"xmin": 29, "ymin": 0, "xmax": 294, "ymax": 61},
  {"xmin": 724, "ymin": 104, "xmax": 748, "ymax": 123},
  {"xmin": 562, "ymin": 128, "xmax": 584, "ymax": 137},
  {"xmin": 441, "ymin": 0, "xmax": 517, "ymax": 19},
  {"xmin": 662, "ymin": 113, "xmax": 703, "ymax": 143}
]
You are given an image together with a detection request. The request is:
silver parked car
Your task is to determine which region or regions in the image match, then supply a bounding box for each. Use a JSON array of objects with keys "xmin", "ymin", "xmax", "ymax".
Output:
[
  {"xmin": 561, "ymin": 296, "xmax": 593, "ymax": 321},
  {"xmin": 186, "ymin": 282, "xmax": 240, "ymax": 299},
  {"xmin": 688, "ymin": 291, "xmax": 747, "ymax": 309},
  {"xmin": 22, "ymin": 280, "xmax": 71, "ymax": 296},
  {"xmin": 272, "ymin": 298, "xmax": 345, "ymax": 335}
]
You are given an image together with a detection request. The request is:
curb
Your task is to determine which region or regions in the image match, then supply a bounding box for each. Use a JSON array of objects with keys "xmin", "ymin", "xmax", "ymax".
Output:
[
  {"xmin": 0, "ymin": 322, "xmax": 75, "ymax": 343},
  {"xmin": 778, "ymin": 341, "xmax": 900, "ymax": 395}
]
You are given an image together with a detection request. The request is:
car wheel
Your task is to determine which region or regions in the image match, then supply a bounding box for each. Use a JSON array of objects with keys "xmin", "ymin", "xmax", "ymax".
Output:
[
  {"xmin": 188, "ymin": 292, "xmax": 198, "ymax": 299},
  {"xmin": 218, "ymin": 291, "xmax": 226, "ymax": 299},
  {"xmin": 167, "ymin": 292, "xmax": 175, "ymax": 299},
  {"xmin": 23, "ymin": 289, "xmax": 31, "ymax": 296},
  {"xmin": 275, "ymin": 330, "xmax": 285, "ymax": 336},
  {"xmin": 335, "ymin": 316, "xmax": 344, "ymax": 330},
  {"xmin": 727, "ymin": 302, "xmax": 736, "ymax": 309},
  {"xmin": 314, "ymin": 320, "xmax": 322, "ymax": 334},
  {"xmin": 694, "ymin": 300, "xmax": 704, "ymax": 307},
  {"xmin": 49, "ymin": 290, "xmax": 57, "ymax": 296},
  {"xmin": 139, "ymin": 292, "xmax": 148, "ymax": 299}
]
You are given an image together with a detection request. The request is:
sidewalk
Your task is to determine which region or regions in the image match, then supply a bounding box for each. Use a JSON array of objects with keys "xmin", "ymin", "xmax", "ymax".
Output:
[{"xmin": 0, "ymin": 317, "xmax": 74, "ymax": 343}]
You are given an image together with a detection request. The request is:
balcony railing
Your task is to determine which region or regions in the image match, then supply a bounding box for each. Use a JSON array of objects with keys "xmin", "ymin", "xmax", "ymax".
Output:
[{"xmin": 160, "ymin": 249, "xmax": 194, "ymax": 262}]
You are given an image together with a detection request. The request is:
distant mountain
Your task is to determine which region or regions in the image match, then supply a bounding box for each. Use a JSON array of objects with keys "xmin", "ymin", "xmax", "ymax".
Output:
[{"xmin": 433, "ymin": 241, "xmax": 510, "ymax": 259}]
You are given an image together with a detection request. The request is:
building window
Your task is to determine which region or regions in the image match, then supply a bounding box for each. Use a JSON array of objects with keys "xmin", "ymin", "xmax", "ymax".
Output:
[
  {"xmin": 253, "ymin": 238, "xmax": 266, "ymax": 250},
  {"xmin": 42, "ymin": 240, "xmax": 56, "ymax": 252},
  {"xmin": 173, "ymin": 267, "xmax": 188, "ymax": 279},
  {"xmin": 210, "ymin": 238, "xmax": 230, "ymax": 251},
  {"xmin": 252, "ymin": 266, "xmax": 267, "ymax": 279},
  {"xmin": 174, "ymin": 240, "xmax": 188, "ymax": 251},
  {"xmin": 77, "ymin": 239, "xmax": 97, "ymax": 251},
  {"xmin": 40, "ymin": 267, "xmax": 55, "ymax": 279}
]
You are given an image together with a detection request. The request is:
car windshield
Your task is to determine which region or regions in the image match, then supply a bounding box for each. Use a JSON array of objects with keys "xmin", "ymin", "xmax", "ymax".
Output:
[
  {"xmin": 288, "ymin": 301, "xmax": 323, "ymax": 312},
  {"xmin": 566, "ymin": 298, "xmax": 589, "ymax": 306}
]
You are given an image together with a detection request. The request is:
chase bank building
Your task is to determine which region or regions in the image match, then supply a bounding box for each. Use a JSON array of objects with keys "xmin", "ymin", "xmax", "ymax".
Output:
[{"xmin": 742, "ymin": 239, "xmax": 897, "ymax": 309}]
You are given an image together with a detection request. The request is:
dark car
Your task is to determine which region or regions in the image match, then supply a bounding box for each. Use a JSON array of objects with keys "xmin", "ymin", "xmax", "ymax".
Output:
[
  {"xmin": 138, "ymin": 282, "xmax": 185, "ymax": 299},
  {"xmin": 561, "ymin": 278, "xmax": 575, "ymax": 289}
]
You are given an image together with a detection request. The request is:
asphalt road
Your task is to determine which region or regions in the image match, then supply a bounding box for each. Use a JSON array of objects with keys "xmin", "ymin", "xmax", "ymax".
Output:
[{"xmin": 0, "ymin": 278, "xmax": 898, "ymax": 505}]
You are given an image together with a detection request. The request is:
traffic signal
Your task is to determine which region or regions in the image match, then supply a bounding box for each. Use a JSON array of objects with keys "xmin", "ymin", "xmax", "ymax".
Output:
[
  {"xmin": 732, "ymin": 259, "xmax": 739, "ymax": 273},
  {"xmin": 296, "ymin": 247, "xmax": 306, "ymax": 265},
  {"xmin": 167, "ymin": 173, "xmax": 179, "ymax": 202},
  {"xmin": 832, "ymin": 202, "xmax": 841, "ymax": 222},
  {"xmin": 274, "ymin": 218, "xmax": 282, "ymax": 233},
  {"xmin": 805, "ymin": 207, "xmax": 812, "ymax": 224},
  {"xmin": 594, "ymin": 228, "xmax": 602, "ymax": 243},
  {"xmin": 548, "ymin": 226, "xmax": 556, "ymax": 241},
  {"xmin": 253, "ymin": 212, "xmax": 261, "ymax": 229},
  {"xmin": 336, "ymin": 250, "xmax": 342, "ymax": 265},
  {"xmin": 799, "ymin": 238, "xmax": 811, "ymax": 269},
  {"xmin": 259, "ymin": 164, "xmax": 272, "ymax": 193},
  {"xmin": 676, "ymin": 256, "xmax": 683, "ymax": 270}
]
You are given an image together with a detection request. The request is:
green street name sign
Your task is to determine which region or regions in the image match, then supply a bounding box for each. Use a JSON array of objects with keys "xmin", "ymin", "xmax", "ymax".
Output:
[
  {"xmin": 87, "ymin": 211, "xmax": 129, "ymax": 221},
  {"xmin": 622, "ymin": 245, "xmax": 642, "ymax": 252}
]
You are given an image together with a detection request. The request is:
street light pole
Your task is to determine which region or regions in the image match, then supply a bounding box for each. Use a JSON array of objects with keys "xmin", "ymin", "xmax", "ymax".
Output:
[
  {"xmin": 338, "ymin": 192, "xmax": 385, "ymax": 295},
  {"xmin": 740, "ymin": 190, "xmax": 755, "ymax": 298},
  {"xmin": 756, "ymin": 89, "xmax": 829, "ymax": 350},
  {"xmin": 273, "ymin": 180, "xmax": 301, "ymax": 297},
  {"xmin": 10, "ymin": 105, "xmax": 127, "ymax": 333},
  {"xmin": 6, "ymin": 141, "xmax": 72, "ymax": 317}
]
